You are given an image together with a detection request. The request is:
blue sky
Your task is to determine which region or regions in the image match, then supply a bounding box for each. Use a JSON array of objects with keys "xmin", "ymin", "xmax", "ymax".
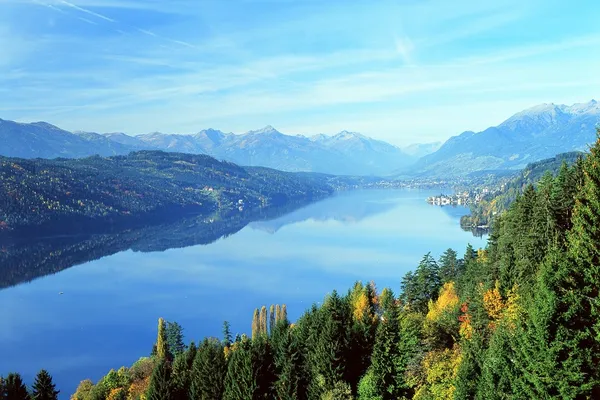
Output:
[{"xmin": 0, "ymin": 0, "xmax": 599, "ymax": 145}]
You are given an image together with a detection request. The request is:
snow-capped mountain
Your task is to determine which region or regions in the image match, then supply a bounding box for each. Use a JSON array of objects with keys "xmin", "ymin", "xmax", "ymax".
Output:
[{"xmin": 412, "ymin": 100, "xmax": 600, "ymax": 177}]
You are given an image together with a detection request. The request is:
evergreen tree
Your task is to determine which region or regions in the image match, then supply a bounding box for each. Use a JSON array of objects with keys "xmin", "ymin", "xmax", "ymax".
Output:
[
  {"xmin": 190, "ymin": 338, "xmax": 227, "ymax": 400},
  {"xmin": 31, "ymin": 370, "xmax": 59, "ymax": 400},
  {"xmin": 166, "ymin": 321, "xmax": 186, "ymax": 357},
  {"xmin": 4, "ymin": 373, "xmax": 30, "ymax": 400},
  {"xmin": 401, "ymin": 253, "xmax": 441, "ymax": 313},
  {"xmin": 186, "ymin": 341, "xmax": 197, "ymax": 369},
  {"xmin": 273, "ymin": 322, "xmax": 308, "ymax": 400},
  {"xmin": 395, "ymin": 312, "xmax": 422, "ymax": 398},
  {"xmin": 251, "ymin": 335, "xmax": 276, "ymax": 399},
  {"xmin": 146, "ymin": 358, "xmax": 172, "ymax": 400},
  {"xmin": 477, "ymin": 325, "xmax": 518, "ymax": 399},
  {"xmin": 170, "ymin": 354, "xmax": 190, "ymax": 400},
  {"xmin": 155, "ymin": 317, "xmax": 170, "ymax": 361},
  {"xmin": 438, "ymin": 248, "xmax": 460, "ymax": 284},
  {"xmin": 0, "ymin": 377, "xmax": 5, "ymax": 400},
  {"xmin": 223, "ymin": 338, "xmax": 256, "ymax": 400},
  {"xmin": 312, "ymin": 291, "xmax": 351, "ymax": 395},
  {"xmin": 222, "ymin": 321, "xmax": 232, "ymax": 347},
  {"xmin": 464, "ymin": 243, "xmax": 477, "ymax": 265},
  {"xmin": 370, "ymin": 289, "xmax": 401, "ymax": 400}
]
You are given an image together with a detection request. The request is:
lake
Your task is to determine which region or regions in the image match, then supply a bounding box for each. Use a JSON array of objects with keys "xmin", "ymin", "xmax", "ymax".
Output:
[{"xmin": 0, "ymin": 189, "xmax": 485, "ymax": 397}]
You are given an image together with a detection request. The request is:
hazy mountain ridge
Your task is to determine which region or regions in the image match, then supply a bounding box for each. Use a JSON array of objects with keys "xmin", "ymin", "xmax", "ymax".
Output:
[
  {"xmin": 412, "ymin": 100, "xmax": 600, "ymax": 177},
  {"xmin": 0, "ymin": 119, "xmax": 421, "ymax": 176}
]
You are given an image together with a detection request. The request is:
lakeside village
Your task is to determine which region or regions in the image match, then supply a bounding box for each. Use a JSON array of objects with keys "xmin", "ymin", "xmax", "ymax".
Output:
[{"xmin": 426, "ymin": 188, "xmax": 491, "ymax": 206}]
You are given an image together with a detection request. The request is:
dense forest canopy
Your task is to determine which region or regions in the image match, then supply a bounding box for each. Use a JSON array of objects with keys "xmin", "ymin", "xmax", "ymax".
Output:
[
  {"xmin": 3, "ymin": 130, "xmax": 600, "ymax": 399},
  {"xmin": 0, "ymin": 151, "xmax": 335, "ymax": 233}
]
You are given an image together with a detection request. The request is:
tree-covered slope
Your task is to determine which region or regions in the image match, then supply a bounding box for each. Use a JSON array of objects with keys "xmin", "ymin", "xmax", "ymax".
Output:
[
  {"xmin": 461, "ymin": 151, "xmax": 584, "ymax": 228},
  {"xmin": 0, "ymin": 151, "xmax": 333, "ymax": 232}
]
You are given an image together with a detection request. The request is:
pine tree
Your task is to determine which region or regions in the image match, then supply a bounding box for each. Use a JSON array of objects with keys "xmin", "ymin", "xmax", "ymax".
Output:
[
  {"xmin": 252, "ymin": 309, "xmax": 260, "ymax": 340},
  {"xmin": 223, "ymin": 338, "xmax": 256, "ymax": 400},
  {"xmin": 251, "ymin": 335, "xmax": 276, "ymax": 399},
  {"xmin": 312, "ymin": 291, "xmax": 351, "ymax": 395},
  {"xmin": 370, "ymin": 290, "xmax": 400, "ymax": 400},
  {"xmin": 401, "ymin": 253, "xmax": 441, "ymax": 313},
  {"xmin": 170, "ymin": 354, "xmax": 190, "ymax": 400},
  {"xmin": 395, "ymin": 312, "xmax": 422, "ymax": 398},
  {"xmin": 146, "ymin": 358, "xmax": 172, "ymax": 400},
  {"xmin": 438, "ymin": 248, "xmax": 459, "ymax": 284},
  {"xmin": 31, "ymin": 370, "xmax": 59, "ymax": 400},
  {"xmin": 4, "ymin": 373, "xmax": 30, "ymax": 400},
  {"xmin": 186, "ymin": 341, "xmax": 197, "ymax": 369},
  {"xmin": 166, "ymin": 321, "xmax": 186, "ymax": 356},
  {"xmin": 273, "ymin": 322, "xmax": 308, "ymax": 400},
  {"xmin": 155, "ymin": 317, "xmax": 170, "ymax": 360},
  {"xmin": 222, "ymin": 321, "xmax": 232, "ymax": 347},
  {"xmin": 0, "ymin": 376, "xmax": 5, "ymax": 400},
  {"xmin": 190, "ymin": 338, "xmax": 227, "ymax": 400}
]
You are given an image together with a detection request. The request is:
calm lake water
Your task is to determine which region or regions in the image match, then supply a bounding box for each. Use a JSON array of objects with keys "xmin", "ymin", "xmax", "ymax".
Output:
[{"xmin": 0, "ymin": 189, "xmax": 485, "ymax": 397}]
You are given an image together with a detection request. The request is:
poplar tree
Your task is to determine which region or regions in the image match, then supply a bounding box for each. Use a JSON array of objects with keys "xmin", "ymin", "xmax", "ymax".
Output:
[
  {"xmin": 259, "ymin": 306, "xmax": 268, "ymax": 336},
  {"xmin": 280, "ymin": 304, "xmax": 288, "ymax": 322},
  {"xmin": 156, "ymin": 317, "xmax": 170, "ymax": 361},
  {"xmin": 269, "ymin": 305, "xmax": 276, "ymax": 335},
  {"xmin": 275, "ymin": 304, "xmax": 282, "ymax": 323},
  {"xmin": 252, "ymin": 309, "xmax": 260, "ymax": 340},
  {"xmin": 31, "ymin": 370, "xmax": 59, "ymax": 400}
]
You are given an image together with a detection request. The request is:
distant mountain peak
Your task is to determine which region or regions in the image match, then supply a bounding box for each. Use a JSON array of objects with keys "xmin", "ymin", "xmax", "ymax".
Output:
[
  {"xmin": 333, "ymin": 130, "xmax": 368, "ymax": 140},
  {"xmin": 247, "ymin": 125, "xmax": 282, "ymax": 136}
]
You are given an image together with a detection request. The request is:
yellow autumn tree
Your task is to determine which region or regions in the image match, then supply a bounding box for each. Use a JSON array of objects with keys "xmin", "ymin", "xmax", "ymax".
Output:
[
  {"xmin": 414, "ymin": 346, "xmax": 462, "ymax": 400},
  {"xmin": 426, "ymin": 282, "xmax": 459, "ymax": 322},
  {"xmin": 127, "ymin": 376, "xmax": 149, "ymax": 400},
  {"xmin": 107, "ymin": 387, "xmax": 126, "ymax": 400},
  {"xmin": 503, "ymin": 284, "xmax": 522, "ymax": 327},
  {"xmin": 483, "ymin": 281, "xmax": 504, "ymax": 325}
]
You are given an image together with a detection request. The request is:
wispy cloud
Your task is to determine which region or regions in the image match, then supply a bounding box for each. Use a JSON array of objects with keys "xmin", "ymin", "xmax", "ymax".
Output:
[
  {"xmin": 1, "ymin": 0, "xmax": 599, "ymax": 144},
  {"xmin": 57, "ymin": 0, "xmax": 115, "ymax": 22}
]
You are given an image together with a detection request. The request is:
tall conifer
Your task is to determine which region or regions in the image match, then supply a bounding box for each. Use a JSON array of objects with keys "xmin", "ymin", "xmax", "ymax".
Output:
[
  {"xmin": 31, "ymin": 370, "xmax": 59, "ymax": 400},
  {"xmin": 147, "ymin": 358, "xmax": 172, "ymax": 400},
  {"xmin": 4, "ymin": 373, "xmax": 29, "ymax": 400}
]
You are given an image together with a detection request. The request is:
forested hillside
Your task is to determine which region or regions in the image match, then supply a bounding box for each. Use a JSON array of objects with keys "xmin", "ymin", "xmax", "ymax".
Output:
[
  {"xmin": 0, "ymin": 151, "xmax": 333, "ymax": 233},
  {"xmin": 460, "ymin": 151, "xmax": 584, "ymax": 229},
  {"xmin": 3, "ymin": 131, "xmax": 600, "ymax": 399}
]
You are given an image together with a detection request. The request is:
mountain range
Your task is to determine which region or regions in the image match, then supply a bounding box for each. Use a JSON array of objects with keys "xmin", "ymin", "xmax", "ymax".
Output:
[
  {"xmin": 1, "ymin": 99, "xmax": 598, "ymax": 177},
  {"xmin": 0, "ymin": 121, "xmax": 424, "ymax": 176},
  {"xmin": 411, "ymin": 100, "xmax": 600, "ymax": 177}
]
